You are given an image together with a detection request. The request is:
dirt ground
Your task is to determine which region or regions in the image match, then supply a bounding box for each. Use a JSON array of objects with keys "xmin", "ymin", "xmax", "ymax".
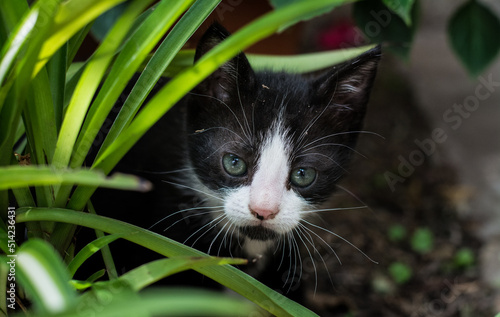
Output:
[{"xmin": 298, "ymin": 61, "xmax": 496, "ymax": 316}]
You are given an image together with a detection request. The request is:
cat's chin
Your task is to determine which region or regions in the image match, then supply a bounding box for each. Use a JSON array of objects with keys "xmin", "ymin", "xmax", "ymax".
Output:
[{"xmin": 238, "ymin": 225, "xmax": 278, "ymax": 241}]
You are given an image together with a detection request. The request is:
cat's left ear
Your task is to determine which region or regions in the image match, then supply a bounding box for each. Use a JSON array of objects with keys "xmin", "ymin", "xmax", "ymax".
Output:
[
  {"xmin": 193, "ymin": 22, "xmax": 255, "ymax": 103},
  {"xmin": 313, "ymin": 45, "xmax": 381, "ymax": 113}
]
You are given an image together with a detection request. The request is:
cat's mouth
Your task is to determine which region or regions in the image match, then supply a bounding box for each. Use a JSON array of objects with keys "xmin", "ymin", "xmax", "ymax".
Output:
[{"xmin": 238, "ymin": 225, "xmax": 278, "ymax": 241}]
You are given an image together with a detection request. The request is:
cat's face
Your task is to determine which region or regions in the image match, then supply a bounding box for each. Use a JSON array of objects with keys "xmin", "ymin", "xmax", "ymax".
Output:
[{"xmin": 185, "ymin": 24, "xmax": 380, "ymax": 247}]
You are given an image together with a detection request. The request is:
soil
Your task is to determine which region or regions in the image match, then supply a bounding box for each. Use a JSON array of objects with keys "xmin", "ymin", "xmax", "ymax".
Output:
[{"xmin": 299, "ymin": 60, "xmax": 496, "ymax": 316}]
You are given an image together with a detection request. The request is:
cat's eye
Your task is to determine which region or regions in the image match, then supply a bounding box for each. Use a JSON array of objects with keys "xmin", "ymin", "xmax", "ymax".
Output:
[
  {"xmin": 222, "ymin": 153, "xmax": 247, "ymax": 176},
  {"xmin": 290, "ymin": 167, "xmax": 316, "ymax": 188}
]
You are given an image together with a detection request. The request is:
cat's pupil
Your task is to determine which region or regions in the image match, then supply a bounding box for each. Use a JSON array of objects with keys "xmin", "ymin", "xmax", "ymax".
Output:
[
  {"xmin": 222, "ymin": 153, "xmax": 247, "ymax": 176},
  {"xmin": 290, "ymin": 167, "xmax": 316, "ymax": 188}
]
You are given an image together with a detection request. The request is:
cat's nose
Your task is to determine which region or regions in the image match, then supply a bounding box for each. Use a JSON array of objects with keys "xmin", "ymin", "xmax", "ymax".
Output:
[{"xmin": 250, "ymin": 207, "xmax": 278, "ymax": 221}]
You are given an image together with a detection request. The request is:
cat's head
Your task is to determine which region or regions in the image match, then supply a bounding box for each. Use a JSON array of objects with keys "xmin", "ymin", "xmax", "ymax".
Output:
[{"xmin": 185, "ymin": 23, "xmax": 380, "ymax": 246}]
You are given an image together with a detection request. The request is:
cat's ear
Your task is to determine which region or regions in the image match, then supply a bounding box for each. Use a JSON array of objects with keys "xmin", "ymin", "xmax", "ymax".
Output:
[
  {"xmin": 313, "ymin": 45, "xmax": 381, "ymax": 115},
  {"xmin": 193, "ymin": 22, "xmax": 255, "ymax": 102}
]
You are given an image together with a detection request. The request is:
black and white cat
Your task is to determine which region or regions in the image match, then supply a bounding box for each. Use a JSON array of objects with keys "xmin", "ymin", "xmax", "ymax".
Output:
[{"xmin": 91, "ymin": 23, "xmax": 380, "ymax": 292}]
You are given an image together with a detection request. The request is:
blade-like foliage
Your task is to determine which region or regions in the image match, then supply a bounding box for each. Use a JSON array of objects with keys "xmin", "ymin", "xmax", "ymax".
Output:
[{"xmin": 17, "ymin": 207, "xmax": 319, "ymax": 316}]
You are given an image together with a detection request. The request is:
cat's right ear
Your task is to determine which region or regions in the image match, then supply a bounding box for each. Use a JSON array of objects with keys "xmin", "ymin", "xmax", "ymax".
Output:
[{"xmin": 192, "ymin": 22, "xmax": 255, "ymax": 103}]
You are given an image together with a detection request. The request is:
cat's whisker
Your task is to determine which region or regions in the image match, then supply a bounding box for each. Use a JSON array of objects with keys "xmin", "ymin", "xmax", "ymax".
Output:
[
  {"xmin": 301, "ymin": 219, "xmax": 378, "ymax": 264},
  {"xmin": 300, "ymin": 205, "xmax": 368, "ymax": 214},
  {"xmin": 276, "ymin": 235, "xmax": 286, "ymax": 271},
  {"xmin": 148, "ymin": 204, "xmax": 220, "ymax": 230},
  {"xmin": 202, "ymin": 140, "xmax": 247, "ymax": 161},
  {"xmin": 335, "ymin": 185, "xmax": 375, "ymax": 214},
  {"xmin": 208, "ymin": 219, "xmax": 231, "ymax": 255},
  {"xmin": 189, "ymin": 92, "xmax": 251, "ymax": 147},
  {"xmin": 227, "ymin": 225, "xmax": 238, "ymax": 258},
  {"xmin": 296, "ymin": 102, "xmax": 330, "ymax": 147},
  {"xmin": 298, "ymin": 224, "xmax": 339, "ymax": 262},
  {"xmin": 162, "ymin": 210, "xmax": 221, "ymax": 233},
  {"xmin": 295, "ymin": 152, "xmax": 347, "ymax": 173},
  {"xmin": 162, "ymin": 180, "xmax": 224, "ymax": 202},
  {"xmin": 299, "ymin": 223, "xmax": 335, "ymax": 290},
  {"xmin": 303, "ymin": 142, "xmax": 367, "ymax": 159},
  {"xmin": 235, "ymin": 60, "xmax": 253, "ymax": 145},
  {"xmin": 192, "ymin": 126, "xmax": 247, "ymax": 143},
  {"xmin": 295, "ymin": 226, "xmax": 318, "ymax": 294},
  {"xmin": 287, "ymin": 231, "xmax": 302, "ymax": 293},
  {"xmin": 184, "ymin": 213, "xmax": 225, "ymax": 246},
  {"xmin": 131, "ymin": 167, "xmax": 195, "ymax": 175},
  {"xmin": 283, "ymin": 233, "xmax": 294, "ymax": 288},
  {"xmin": 299, "ymin": 222, "xmax": 340, "ymax": 291},
  {"xmin": 301, "ymin": 130, "xmax": 385, "ymax": 150}
]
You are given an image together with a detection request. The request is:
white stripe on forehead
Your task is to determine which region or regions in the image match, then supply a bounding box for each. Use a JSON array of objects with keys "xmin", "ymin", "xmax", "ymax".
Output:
[{"xmin": 249, "ymin": 121, "xmax": 290, "ymax": 213}]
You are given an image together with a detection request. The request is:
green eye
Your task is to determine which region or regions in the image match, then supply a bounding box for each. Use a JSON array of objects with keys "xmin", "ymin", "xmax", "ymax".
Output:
[
  {"xmin": 222, "ymin": 154, "xmax": 247, "ymax": 176},
  {"xmin": 290, "ymin": 167, "xmax": 316, "ymax": 188}
]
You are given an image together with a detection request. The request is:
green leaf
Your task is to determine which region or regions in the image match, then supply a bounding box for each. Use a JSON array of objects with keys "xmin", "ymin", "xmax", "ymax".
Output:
[
  {"xmin": 95, "ymin": 0, "xmax": 220, "ymax": 158},
  {"xmin": 382, "ymin": 0, "xmax": 415, "ymax": 26},
  {"xmin": 410, "ymin": 227, "xmax": 434, "ymax": 254},
  {"xmin": 448, "ymin": 0, "xmax": 500, "ymax": 76},
  {"xmin": 387, "ymin": 224, "xmax": 406, "ymax": 242},
  {"xmin": 17, "ymin": 207, "xmax": 318, "ymax": 316},
  {"xmin": 353, "ymin": 0, "xmax": 419, "ymax": 59},
  {"xmin": 248, "ymin": 45, "xmax": 377, "ymax": 73},
  {"xmin": 72, "ymin": 0, "xmax": 197, "ymax": 169},
  {"xmin": 71, "ymin": 287, "xmax": 257, "ymax": 317},
  {"xmin": 15, "ymin": 239, "xmax": 77, "ymax": 313},
  {"xmin": 388, "ymin": 261, "xmax": 412, "ymax": 284},
  {"xmin": 67, "ymin": 234, "xmax": 123, "ymax": 277},
  {"xmin": 269, "ymin": 0, "xmax": 351, "ymax": 31},
  {"xmin": 0, "ymin": 165, "xmax": 151, "ymax": 191},
  {"xmin": 90, "ymin": 2, "xmax": 128, "ymax": 41},
  {"xmin": 35, "ymin": 0, "xmax": 128, "ymax": 76},
  {"xmin": 117, "ymin": 257, "xmax": 247, "ymax": 291},
  {"xmin": 453, "ymin": 247, "xmax": 475, "ymax": 269},
  {"xmin": 0, "ymin": 2, "xmax": 35, "ymax": 87},
  {"xmin": 52, "ymin": 0, "xmax": 154, "ymax": 172}
]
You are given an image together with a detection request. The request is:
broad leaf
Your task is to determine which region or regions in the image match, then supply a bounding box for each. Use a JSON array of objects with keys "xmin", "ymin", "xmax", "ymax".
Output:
[
  {"xmin": 382, "ymin": 0, "xmax": 415, "ymax": 26},
  {"xmin": 448, "ymin": 0, "xmax": 500, "ymax": 76},
  {"xmin": 353, "ymin": 0, "xmax": 419, "ymax": 59},
  {"xmin": 15, "ymin": 239, "xmax": 77, "ymax": 313}
]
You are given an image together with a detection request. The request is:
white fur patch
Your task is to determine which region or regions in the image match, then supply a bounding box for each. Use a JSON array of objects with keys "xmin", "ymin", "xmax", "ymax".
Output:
[{"xmin": 223, "ymin": 121, "xmax": 308, "ymax": 252}]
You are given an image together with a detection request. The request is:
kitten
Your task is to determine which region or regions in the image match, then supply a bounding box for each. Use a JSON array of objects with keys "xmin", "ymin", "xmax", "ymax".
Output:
[{"xmin": 91, "ymin": 23, "xmax": 380, "ymax": 292}]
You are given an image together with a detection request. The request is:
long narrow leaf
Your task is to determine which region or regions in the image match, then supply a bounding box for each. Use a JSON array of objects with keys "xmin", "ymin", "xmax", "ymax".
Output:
[
  {"xmin": 71, "ymin": 0, "xmax": 197, "ymax": 169},
  {"xmin": 159, "ymin": 45, "xmax": 377, "ymax": 77},
  {"xmin": 248, "ymin": 45, "xmax": 377, "ymax": 72},
  {"xmin": 117, "ymin": 257, "xmax": 247, "ymax": 291},
  {"xmin": 64, "ymin": 288, "xmax": 257, "ymax": 317},
  {"xmin": 67, "ymin": 234, "xmax": 123, "ymax": 277},
  {"xmin": 0, "ymin": 166, "xmax": 151, "ymax": 191},
  {"xmin": 52, "ymin": 0, "xmax": 153, "ymax": 171},
  {"xmin": 34, "ymin": 0, "xmax": 127, "ymax": 76},
  {"xmin": 95, "ymin": 0, "xmax": 221, "ymax": 158},
  {"xmin": 23, "ymin": 69, "xmax": 57, "ymax": 165},
  {"xmin": 17, "ymin": 208, "xmax": 318, "ymax": 317}
]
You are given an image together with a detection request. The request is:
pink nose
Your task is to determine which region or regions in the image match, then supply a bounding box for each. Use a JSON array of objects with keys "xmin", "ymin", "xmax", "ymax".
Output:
[{"xmin": 250, "ymin": 206, "xmax": 279, "ymax": 221}]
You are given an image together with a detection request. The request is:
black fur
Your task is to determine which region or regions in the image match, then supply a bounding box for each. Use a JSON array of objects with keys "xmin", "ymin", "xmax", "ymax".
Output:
[{"xmin": 87, "ymin": 23, "xmax": 380, "ymax": 299}]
